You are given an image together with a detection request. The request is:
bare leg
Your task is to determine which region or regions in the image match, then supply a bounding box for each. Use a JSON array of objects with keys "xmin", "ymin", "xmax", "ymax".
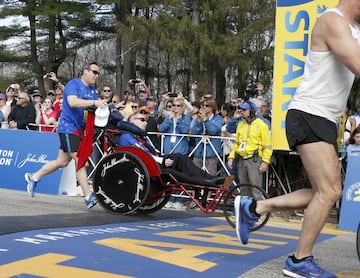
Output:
[
  {"xmin": 33, "ymin": 149, "xmax": 71, "ymax": 181},
  {"xmin": 33, "ymin": 149, "xmax": 92, "ymax": 198},
  {"xmin": 70, "ymin": 153, "xmax": 92, "ymax": 198},
  {"xmin": 256, "ymin": 142, "xmax": 341, "ymax": 258},
  {"xmin": 256, "ymin": 188, "xmax": 314, "ymax": 214},
  {"xmin": 293, "ymin": 142, "xmax": 341, "ymax": 258}
]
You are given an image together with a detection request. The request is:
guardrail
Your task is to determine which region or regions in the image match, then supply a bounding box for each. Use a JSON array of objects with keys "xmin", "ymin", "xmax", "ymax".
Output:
[{"xmin": 149, "ymin": 131, "xmax": 233, "ymax": 177}]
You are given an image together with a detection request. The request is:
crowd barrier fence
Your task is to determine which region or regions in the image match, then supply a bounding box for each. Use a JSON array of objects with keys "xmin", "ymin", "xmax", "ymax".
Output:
[{"xmin": 1, "ymin": 126, "xmax": 345, "ymax": 201}]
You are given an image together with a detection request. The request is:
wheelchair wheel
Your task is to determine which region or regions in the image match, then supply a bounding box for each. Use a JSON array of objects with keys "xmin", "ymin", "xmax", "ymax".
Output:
[
  {"xmin": 223, "ymin": 183, "xmax": 270, "ymax": 231},
  {"xmin": 137, "ymin": 193, "xmax": 170, "ymax": 214},
  {"xmin": 93, "ymin": 150, "xmax": 150, "ymax": 214},
  {"xmin": 136, "ymin": 177, "xmax": 171, "ymax": 214}
]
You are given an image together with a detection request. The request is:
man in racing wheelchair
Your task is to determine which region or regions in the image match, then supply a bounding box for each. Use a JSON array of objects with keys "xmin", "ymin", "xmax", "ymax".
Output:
[{"xmin": 118, "ymin": 112, "xmax": 234, "ymax": 187}]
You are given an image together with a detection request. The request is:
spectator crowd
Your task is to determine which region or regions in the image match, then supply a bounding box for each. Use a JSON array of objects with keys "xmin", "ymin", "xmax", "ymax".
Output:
[{"xmin": 2, "ymin": 74, "xmax": 359, "ymax": 209}]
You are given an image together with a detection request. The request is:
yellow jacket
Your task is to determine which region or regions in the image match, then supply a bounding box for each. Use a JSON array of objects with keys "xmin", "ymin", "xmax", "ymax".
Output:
[{"xmin": 228, "ymin": 118, "xmax": 272, "ymax": 164}]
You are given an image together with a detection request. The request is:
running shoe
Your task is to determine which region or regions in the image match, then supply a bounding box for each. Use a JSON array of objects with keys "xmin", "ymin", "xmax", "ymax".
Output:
[
  {"xmin": 85, "ymin": 192, "xmax": 98, "ymax": 209},
  {"xmin": 283, "ymin": 256, "xmax": 336, "ymax": 278},
  {"xmin": 25, "ymin": 173, "xmax": 37, "ymax": 197},
  {"xmin": 234, "ymin": 196, "xmax": 258, "ymax": 244}
]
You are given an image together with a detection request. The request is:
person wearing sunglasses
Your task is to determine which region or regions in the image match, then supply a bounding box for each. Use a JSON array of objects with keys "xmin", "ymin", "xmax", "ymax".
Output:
[
  {"xmin": 118, "ymin": 113, "xmax": 234, "ymax": 186},
  {"xmin": 100, "ymin": 85, "xmax": 113, "ymax": 104},
  {"xmin": 159, "ymin": 98, "xmax": 191, "ymax": 155},
  {"xmin": 8, "ymin": 92, "xmax": 36, "ymax": 130},
  {"xmin": 159, "ymin": 98, "xmax": 192, "ymax": 209},
  {"xmin": 24, "ymin": 62, "xmax": 108, "ymax": 210},
  {"xmin": 190, "ymin": 99, "xmax": 223, "ymax": 177},
  {"xmin": 5, "ymin": 83, "xmax": 20, "ymax": 109}
]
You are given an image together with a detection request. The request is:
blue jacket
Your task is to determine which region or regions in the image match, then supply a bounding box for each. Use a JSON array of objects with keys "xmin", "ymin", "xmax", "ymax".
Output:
[
  {"xmin": 117, "ymin": 121, "xmax": 156, "ymax": 155},
  {"xmin": 190, "ymin": 114, "xmax": 223, "ymax": 158},
  {"xmin": 159, "ymin": 114, "xmax": 191, "ymax": 155}
]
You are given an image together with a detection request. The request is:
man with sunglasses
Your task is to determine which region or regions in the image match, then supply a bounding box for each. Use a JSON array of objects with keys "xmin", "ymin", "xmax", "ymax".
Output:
[
  {"xmin": 100, "ymin": 85, "xmax": 113, "ymax": 103},
  {"xmin": 8, "ymin": 92, "xmax": 36, "ymax": 130},
  {"xmin": 24, "ymin": 62, "xmax": 108, "ymax": 209}
]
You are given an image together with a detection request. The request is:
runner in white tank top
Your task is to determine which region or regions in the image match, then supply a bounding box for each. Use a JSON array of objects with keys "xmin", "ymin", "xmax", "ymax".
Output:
[
  {"xmin": 289, "ymin": 7, "xmax": 360, "ymax": 123},
  {"xmin": 234, "ymin": 2, "xmax": 360, "ymax": 278}
]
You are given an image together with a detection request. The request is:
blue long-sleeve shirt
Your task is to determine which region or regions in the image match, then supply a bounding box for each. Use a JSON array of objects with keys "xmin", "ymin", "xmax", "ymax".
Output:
[
  {"xmin": 190, "ymin": 114, "xmax": 223, "ymax": 158},
  {"xmin": 159, "ymin": 114, "xmax": 191, "ymax": 155}
]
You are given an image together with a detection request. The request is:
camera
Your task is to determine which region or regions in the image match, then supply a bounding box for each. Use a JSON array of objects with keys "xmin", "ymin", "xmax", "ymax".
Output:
[
  {"xmin": 168, "ymin": 93, "xmax": 178, "ymax": 98},
  {"xmin": 47, "ymin": 73, "xmax": 52, "ymax": 78},
  {"xmin": 132, "ymin": 79, "xmax": 141, "ymax": 84},
  {"xmin": 242, "ymin": 83, "xmax": 258, "ymax": 101}
]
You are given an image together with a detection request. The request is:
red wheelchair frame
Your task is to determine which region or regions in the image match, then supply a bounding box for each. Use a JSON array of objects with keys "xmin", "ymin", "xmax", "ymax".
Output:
[{"xmin": 90, "ymin": 128, "xmax": 270, "ymax": 230}]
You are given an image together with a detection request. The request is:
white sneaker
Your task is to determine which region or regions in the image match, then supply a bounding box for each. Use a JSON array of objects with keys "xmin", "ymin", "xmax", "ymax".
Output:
[{"xmin": 172, "ymin": 201, "xmax": 184, "ymax": 209}]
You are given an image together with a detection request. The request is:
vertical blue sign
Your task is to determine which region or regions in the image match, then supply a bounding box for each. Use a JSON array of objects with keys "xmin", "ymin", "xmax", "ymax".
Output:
[{"xmin": 339, "ymin": 155, "xmax": 360, "ymax": 232}]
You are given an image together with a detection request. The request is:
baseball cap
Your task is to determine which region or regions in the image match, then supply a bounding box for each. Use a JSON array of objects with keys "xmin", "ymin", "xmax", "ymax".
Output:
[
  {"xmin": 0, "ymin": 93, "xmax": 6, "ymax": 100},
  {"xmin": 32, "ymin": 92, "xmax": 43, "ymax": 98},
  {"xmin": 139, "ymin": 106, "xmax": 150, "ymax": 113},
  {"xmin": 95, "ymin": 106, "xmax": 110, "ymax": 127},
  {"xmin": 48, "ymin": 90, "xmax": 55, "ymax": 96},
  {"xmin": 124, "ymin": 88, "xmax": 134, "ymax": 95},
  {"xmin": 6, "ymin": 84, "xmax": 19, "ymax": 93},
  {"xmin": 238, "ymin": 102, "xmax": 257, "ymax": 112}
]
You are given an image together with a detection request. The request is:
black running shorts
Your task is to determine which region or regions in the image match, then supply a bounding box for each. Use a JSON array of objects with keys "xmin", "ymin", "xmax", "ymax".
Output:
[
  {"xmin": 285, "ymin": 109, "xmax": 338, "ymax": 151},
  {"xmin": 59, "ymin": 133, "xmax": 81, "ymax": 153}
]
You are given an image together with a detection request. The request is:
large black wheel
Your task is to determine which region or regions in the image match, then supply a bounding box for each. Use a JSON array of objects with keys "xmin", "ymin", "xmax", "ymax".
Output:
[
  {"xmin": 93, "ymin": 151, "xmax": 150, "ymax": 214},
  {"xmin": 357, "ymin": 222, "xmax": 360, "ymax": 261},
  {"xmin": 137, "ymin": 193, "xmax": 170, "ymax": 214},
  {"xmin": 223, "ymin": 183, "xmax": 270, "ymax": 231},
  {"xmin": 136, "ymin": 177, "xmax": 171, "ymax": 214}
]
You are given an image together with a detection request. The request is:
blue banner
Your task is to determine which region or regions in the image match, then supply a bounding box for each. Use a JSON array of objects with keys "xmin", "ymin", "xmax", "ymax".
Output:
[
  {"xmin": 339, "ymin": 155, "xmax": 360, "ymax": 232},
  {"xmin": 0, "ymin": 129, "xmax": 62, "ymax": 194}
]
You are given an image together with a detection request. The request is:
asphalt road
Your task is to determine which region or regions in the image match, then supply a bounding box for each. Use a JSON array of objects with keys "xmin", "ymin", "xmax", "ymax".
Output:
[{"xmin": 0, "ymin": 188, "xmax": 359, "ymax": 277}]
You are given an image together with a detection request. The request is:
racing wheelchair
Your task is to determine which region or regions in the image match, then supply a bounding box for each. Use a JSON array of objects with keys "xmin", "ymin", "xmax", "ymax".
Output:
[{"xmin": 89, "ymin": 127, "xmax": 270, "ymax": 230}]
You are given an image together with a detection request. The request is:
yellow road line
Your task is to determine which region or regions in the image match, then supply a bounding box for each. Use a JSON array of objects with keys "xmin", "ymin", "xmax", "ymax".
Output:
[{"xmin": 210, "ymin": 216, "xmax": 352, "ymax": 235}]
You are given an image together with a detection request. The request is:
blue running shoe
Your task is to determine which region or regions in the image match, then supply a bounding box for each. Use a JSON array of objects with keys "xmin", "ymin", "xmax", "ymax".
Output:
[
  {"xmin": 85, "ymin": 192, "xmax": 98, "ymax": 209},
  {"xmin": 283, "ymin": 256, "xmax": 336, "ymax": 278},
  {"xmin": 234, "ymin": 196, "xmax": 258, "ymax": 244},
  {"xmin": 25, "ymin": 173, "xmax": 37, "ymax": 197}
]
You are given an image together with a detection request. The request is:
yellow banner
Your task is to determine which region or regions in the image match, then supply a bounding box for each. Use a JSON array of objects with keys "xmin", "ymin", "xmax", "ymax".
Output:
[{"xmin": 272, "ymin": 0, "xmax": 338, "ymax": 150}]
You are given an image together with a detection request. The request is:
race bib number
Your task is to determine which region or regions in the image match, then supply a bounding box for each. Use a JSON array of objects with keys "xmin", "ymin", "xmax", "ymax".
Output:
[{"xmin": 239, "ymin": 141, "xmax": 246, "ymax": 152}]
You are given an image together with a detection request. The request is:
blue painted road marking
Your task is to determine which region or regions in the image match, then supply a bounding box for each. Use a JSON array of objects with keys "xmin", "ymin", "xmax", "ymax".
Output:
[{"xmin": 0, "ymin": 217, "xmax": 338, "ymax": 277}]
